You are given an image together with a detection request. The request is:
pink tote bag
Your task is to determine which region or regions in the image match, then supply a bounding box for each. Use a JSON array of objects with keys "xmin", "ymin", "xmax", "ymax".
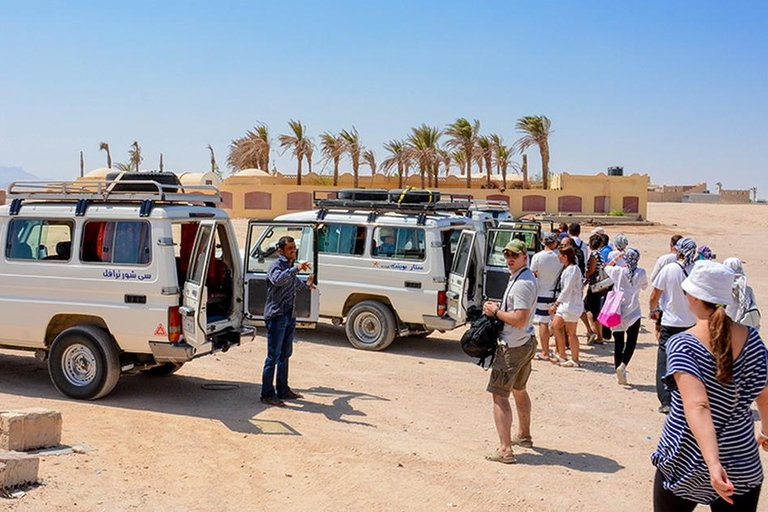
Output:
[{"xmin": 598, "ymin": 289, "xmax": 624, "ymax": 328}]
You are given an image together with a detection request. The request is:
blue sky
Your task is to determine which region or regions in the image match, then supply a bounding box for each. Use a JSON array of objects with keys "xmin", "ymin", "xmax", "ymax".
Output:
[{"xmin": 1, "ymin": 1, "xmax": 766, "ymax": 196}]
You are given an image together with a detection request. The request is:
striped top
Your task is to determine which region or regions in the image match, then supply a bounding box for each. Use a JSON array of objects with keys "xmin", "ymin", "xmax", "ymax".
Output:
[{"xmin": 651, "ymin": 327, "xmax": 768, "ymax": 504}]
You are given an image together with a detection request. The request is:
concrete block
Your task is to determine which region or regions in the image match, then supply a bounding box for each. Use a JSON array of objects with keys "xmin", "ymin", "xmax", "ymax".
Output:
[
  {"xmin": 0, "ymin": 451, "xmax": 40, "ymax": 489},
  {"xmin": 0, "ymin": 408, "xmax": 62, "ymax": 451}
]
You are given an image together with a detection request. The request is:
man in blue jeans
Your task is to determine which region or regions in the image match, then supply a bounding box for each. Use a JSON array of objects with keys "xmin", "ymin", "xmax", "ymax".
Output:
[{"xmin": 260, "ymin": 235, "xmax": 315, "ymax": 407}]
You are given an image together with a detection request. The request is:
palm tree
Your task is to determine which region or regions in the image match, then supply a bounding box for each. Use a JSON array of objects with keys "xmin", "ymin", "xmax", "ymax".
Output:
[
  {"xmin": 340, "ymin": 128, "xmax": 362, "ymax": 188},
  {"xmin": 407, "ymin": 124, "xmax": 441, "ymax": 189},
  {"xmin": 494, "ymin": 144, "xmax": 516, "ymax": 190},
  {"xmin": 206, "ymin": 144, "xmax": 221, "ymax": 177},
  {"xmin": 445, "ymin": 118, "xmax": 480, "ymax": 188},
  {"xmin": 451, "ymin": 151, "xmax": 466, "ymax": 179},
  {"xmin": 477, "ymin": 135, "xmax": 494, "ymax": 188},
  {"xmin": 80, "ymin": 151, "xmax": 84, "ymax": 177},
  {"xmin": 129, "ymin": 141, "xmax": 142, "ymax": 172},
  {"xmin": 99, "ymin": 142, "xmax": 112, "ymax": 168},
  {"xmin": 715, "ymin": 181, "xmax": 723, "ymax": 194},
  {"xmin": 381, "ymin": 140, "xmax": 410, "ymax": 188},
  {"xmin": 514, "ymin": 115, "xmax": 552, "ymax": 189},
  {"xmin": 437, "ymin": 148, "xmax": 452, "ymax": 177},
  {"xmin": 362, "ymin": 149, "xmax": 377, "ymax": 177},
  {"xmin": 319, "ymin": 132, "xmax": 345, "ymax": 186},
  {"xmin": 751, "ymin": 187, "xmax": 758, "ymax": 202},
  {"xmin": 227, "ymin": 123, "xmax": 271, "ymax": 173},
  {"xmin": 159, "ymin": 153, "xmax": 164, "ymax": 172},
  {"xmin": 278, "ymin": 119, "xmax": 313, "ymax": 186}
]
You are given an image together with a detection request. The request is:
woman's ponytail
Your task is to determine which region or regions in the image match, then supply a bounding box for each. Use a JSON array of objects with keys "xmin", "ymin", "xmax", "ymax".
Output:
[{"xmin": 709, "ymin": 304, "xmax": 733, "ymax": 384}]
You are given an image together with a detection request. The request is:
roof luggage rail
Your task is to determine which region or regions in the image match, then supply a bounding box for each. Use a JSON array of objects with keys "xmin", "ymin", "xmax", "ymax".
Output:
[
  {"xmin": 311, "ymin": 189, "xmax": 476, "ymax": 225},
  {"xmin": 6, "ymin": 180, "xmax": 222, "ymax": 216}
]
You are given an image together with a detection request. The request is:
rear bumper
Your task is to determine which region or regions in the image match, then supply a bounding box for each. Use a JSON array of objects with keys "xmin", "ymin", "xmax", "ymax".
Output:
[
  {"xmin": 422, "ymin": 315, "xmax": 458, "ymax": 331},
  {"xmin": 149, "ymin": 326, "xmax": 256, "ymax": 363}
]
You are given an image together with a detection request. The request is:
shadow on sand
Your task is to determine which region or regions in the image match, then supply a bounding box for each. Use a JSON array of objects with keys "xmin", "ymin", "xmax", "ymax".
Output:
[
  {"xmin": 514, "ymin": 446, "xmax": 624, "ymax": 473},
  {"xmin": 0, "ymin": 352, "xmax": 387, "ymax": 436}
]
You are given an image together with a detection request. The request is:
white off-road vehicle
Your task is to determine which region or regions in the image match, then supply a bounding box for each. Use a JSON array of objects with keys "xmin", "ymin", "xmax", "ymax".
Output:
[
  {"xmin": 249, "ymin": 189, "xmax": 533, "ymax": 351},
  {"xmin": 0, "ymin": 176, "xmax": 318, "ymax": 400}
]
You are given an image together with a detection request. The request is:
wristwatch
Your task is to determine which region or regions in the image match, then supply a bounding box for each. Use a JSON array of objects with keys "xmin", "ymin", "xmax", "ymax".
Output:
[{"xmin": 493, "ymin": 307, "xmax": 500, "ymax": 318}]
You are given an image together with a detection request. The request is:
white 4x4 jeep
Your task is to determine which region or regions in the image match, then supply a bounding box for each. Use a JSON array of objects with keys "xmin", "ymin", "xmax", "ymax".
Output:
[{"xmin": 0, "ymin": 177, "xmax": 319, "ymax": 400}]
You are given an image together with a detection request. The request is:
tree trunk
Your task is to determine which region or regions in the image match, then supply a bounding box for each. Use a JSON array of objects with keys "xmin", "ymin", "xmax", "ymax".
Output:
[
  {"xmin": 465, "ymin": 146, "xmax": 472, "ymax": 189},
  {"xmin": 80, "ymin": 151, "xmax": 84, "ymax": 178},
  {"xmin": 501, "ymin": 162, "xmax": 507, "ymax": 190},
  {"xmin": 541, "ymin": 141, "xmax": 549, "ymax": 190},
  {"xmin": 160, "ymin": 153, "xmax": 164, "ymax": 172},
  {"xmin": 353, "ymin": 159, "xmax": 359, "ymax": 188},
  {"xmin": 522, "ymin": 154, "xmax": 529, "ymax": 189},
  {"xmin": 297, "ymin": 156, "xmax": 303, "ymax": 186},
  {"xmin": 397, "ymin": 161, "xmax": 403, "ymax": 189},
  {"xmin": 419, "ymin": 163, "xmax": 425, "ymax": 189},
  {"xmin": 106, "ymin": 149, "xmax": 112, "ymax": 168},
  {"xmin": 485, "ymin": 154, "xmax": 492, "ymax": 188},
  {"xmin": 333, "ymin": 157, "xmax": 339, "ymax": 186},
  {"xmin": 432, "ymin": 162, "xmax": 439, "ymax": 190}
]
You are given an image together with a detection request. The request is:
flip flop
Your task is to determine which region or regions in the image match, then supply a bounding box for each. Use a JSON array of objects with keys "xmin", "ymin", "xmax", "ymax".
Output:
[
  {"xmin": 534, "ymin": 354, "xmax": 549, "ymax": 361},
  {"xmin": 485, "ymin": 449, "xmax": 516, "ymax": 464},
  {"xmin": 550, "ymin": 354, "xmax": 568, "ymax": 364},
  {"xmin": 560, "ymin": 359, "xmax": 581, "ymax": 368}
]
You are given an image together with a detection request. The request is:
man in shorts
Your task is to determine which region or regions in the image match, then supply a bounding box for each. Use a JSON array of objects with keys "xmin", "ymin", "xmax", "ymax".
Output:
[
  {"xmin": 530, "ymin": 232, "xmax": 562, "ymax": 360},
  {"xmin": 482, "ymin": 239, "xmax": 537, "ymax": 464}
]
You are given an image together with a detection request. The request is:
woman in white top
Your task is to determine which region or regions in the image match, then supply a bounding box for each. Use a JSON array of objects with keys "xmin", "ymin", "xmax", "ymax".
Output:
[
  {"xmin": 549, "ymin": 245, "xmax": 584, "ymax": 368},
  {"xmin": 604, "ymin": 248, "xmax": 648, "ymax": 385}
]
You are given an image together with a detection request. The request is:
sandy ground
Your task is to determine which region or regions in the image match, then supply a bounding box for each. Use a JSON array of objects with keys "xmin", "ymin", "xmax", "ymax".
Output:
[{"xmin": 2, "ymin": 203, "xmax": 768, "ymax": 511}]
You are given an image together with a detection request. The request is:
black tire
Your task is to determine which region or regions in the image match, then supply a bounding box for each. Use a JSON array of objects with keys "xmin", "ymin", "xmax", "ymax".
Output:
[
  {"xmin": 345, "ymin": 300, "xmax": 397, "ymax": 351},
  {"xmin": 48, "ymin": 325, "xmax": 121, "ymax": 400},
  {"xmin": 141, "ymin": 362, "xmax": 184, "ymax": 376}
]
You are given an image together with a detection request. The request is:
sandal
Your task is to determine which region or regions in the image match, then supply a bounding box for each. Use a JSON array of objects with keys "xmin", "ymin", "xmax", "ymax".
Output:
[
  {"xmin": 511, "ymin": 435, "xmax": 533, "ymax": 449},
  {"xmin": 550, "ymin": 353, "xmax": 568, "ymax": 364},
  {"xmin": 560, "ymin": 359, "xmax": 581, "ymax": 368},
  {"xmin": 485, "ymin": 449, "xmax": 516, "ymax": 464},
  {"xmin": 534, "ymin": 354, "xmax": 550, "ymax": 362},
  {"xmin": 587, "ymin": 333, "xmax": 597, "ymax": 345}
]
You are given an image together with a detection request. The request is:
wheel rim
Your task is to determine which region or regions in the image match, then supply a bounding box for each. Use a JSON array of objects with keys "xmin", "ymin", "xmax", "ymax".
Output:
[
  {"xmin": 353, "ymin": 311, "xmax": 383, "ymax": 345},
  {"xmin": 61, "ymin": 343, "xmax": 97, "ymax": 387}
]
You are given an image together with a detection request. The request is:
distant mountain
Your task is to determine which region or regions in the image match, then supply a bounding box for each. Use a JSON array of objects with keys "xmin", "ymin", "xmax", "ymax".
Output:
[{"xmin": 0, "ymin": 166, "xmax": 41, "ymax": 189}]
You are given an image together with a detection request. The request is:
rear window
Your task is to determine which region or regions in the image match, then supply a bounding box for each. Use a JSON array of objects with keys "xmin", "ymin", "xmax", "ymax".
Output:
[
  {"xmin": 372, "ymin": 227, "xmax": 425, "ymax": 261},
  {"xmin": 81, "ymin": 220, "xmax": 151, "ymax": 265},
  {"xmin": 6, "ymin": 219, "xmax": 74, "ymax": 262}
]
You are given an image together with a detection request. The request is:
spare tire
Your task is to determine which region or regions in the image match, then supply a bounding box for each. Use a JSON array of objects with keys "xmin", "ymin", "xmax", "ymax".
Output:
[
  {"xmin": 388, "ymin": 188, "xmax": 441, "ymax": 204},
  {"xmin": 106, "ymin": 171, "xmax": 181, "ymax": 193},
  {"xmin": 337, "ymin": 188, "xmax": 389, "ymax": 201}
]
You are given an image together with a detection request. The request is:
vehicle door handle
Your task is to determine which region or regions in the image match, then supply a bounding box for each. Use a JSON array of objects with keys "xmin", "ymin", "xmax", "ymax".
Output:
[
  {"xmin": 446, "ymin": 291, "xmax": 459, "ymax": 299},
  {"xmin": 404, "ymin": 281, "xmax": 421, "ymax": 289},
  {"xmin": 179, "ymin": 306, "xmax": 195, "ymax": 317}
]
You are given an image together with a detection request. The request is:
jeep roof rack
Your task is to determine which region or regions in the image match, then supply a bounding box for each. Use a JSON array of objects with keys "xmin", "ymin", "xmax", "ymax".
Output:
[
  {"xmin": 6, "ymin": 180, "xmax": 222, "ymax": 217},
  {"xmin": 311, "ymin": 190, "xmax": 476, "ymax": 225}
]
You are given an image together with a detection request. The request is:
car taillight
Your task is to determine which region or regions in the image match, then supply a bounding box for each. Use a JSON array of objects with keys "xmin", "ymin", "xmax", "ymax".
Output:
[
  {"xmin": 437, "ymin": 291, "xmax": 447, "ymax": 317},
  {"xmin": 168, "ymin": 306, "xmax": 181, "ymax": 343}
]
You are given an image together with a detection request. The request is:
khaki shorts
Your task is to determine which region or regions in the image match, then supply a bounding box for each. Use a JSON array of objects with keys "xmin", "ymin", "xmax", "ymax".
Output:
[{"xmin": 487, "ymin": 335, "xmax": 536, "ymax": 397}]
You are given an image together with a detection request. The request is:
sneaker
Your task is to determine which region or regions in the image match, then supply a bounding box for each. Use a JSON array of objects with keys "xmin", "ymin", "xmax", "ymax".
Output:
[
  {"xmin": 260, "ymin": 396, "xmax": 286, "ymax": 407},
  {"xmin": 658, "ymin": 405, "xmax": 671, "ymax": 414},
  {"xmin": 511, "ymin": 435, "xmax": 533, "ymax": 449},
  {"xmin": 616, "ymin": 366, "xmax": 628, "ymax": 385}
]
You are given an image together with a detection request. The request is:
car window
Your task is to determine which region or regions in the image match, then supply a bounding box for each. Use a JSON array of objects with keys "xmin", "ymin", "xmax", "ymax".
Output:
[
  {"xmin": 372, "ymin": 227, "xmax": 425, "ymax": 261},
  {"xmin": 81, "ymin": 220, "xmax": 151, "ymax": 265},
  {"xmin": 6, "ymin": 219, "xmax": 74, "ymax": 262},
  {"xmin": 318, "ymin": 224, "xmax": 366, "ymax": 256}
]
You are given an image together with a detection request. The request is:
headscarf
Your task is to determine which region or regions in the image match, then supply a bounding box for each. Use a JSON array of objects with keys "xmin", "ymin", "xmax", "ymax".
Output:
[
  {"xmin": 675, "ymin": 237, "xmax": 697, "ymax": 269},
  {"xmin": 613, "ymin": 233, "xmax": 629, "ymax": 251},
  {"xmin": 723, "ymin": 257, "xmax": 748, "ymax": 312},
  {"xmin": 698, "ymin": 245, "xmax": 716, "ymax": 261},
  {"xmin": 624, "ymin": 247, "xmax": 640, "ymax": 284}
]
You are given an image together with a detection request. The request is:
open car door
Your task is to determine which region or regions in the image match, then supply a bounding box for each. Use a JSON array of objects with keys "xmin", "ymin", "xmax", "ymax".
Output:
[
  {"xmin": 181, "ymin": 220, "xmax": 217, "ymax": 348},
  {"xmin": 243, "ymin": 221, "xmax": 319, "ymax": 327},
  {"xmin": 483, "ymin": 226, "xmax": 543, "ymax": 302},
  {"xmin": 446, "ymin": 230, "xmax": 481, "ymax": 326}
]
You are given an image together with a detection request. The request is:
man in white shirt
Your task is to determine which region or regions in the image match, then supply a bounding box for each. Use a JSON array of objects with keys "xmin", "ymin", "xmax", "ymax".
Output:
[
  {"xmin": 568, "ymin": 223, "xmax": 589, "ymax": 270},
  {"xmin": 530, "ymin": 232, "xmax": 562, "ymax": 360},
  {"xmin": 649, "ymin": 237, "xmax": 697, "ymax": 414},
  {"xmin": 482, "ymin": 239, "xmax": 537, "ymax": 463},
  {"xmin": 650, "ymin": 235, "xmax": 683, "ymax": 282}
]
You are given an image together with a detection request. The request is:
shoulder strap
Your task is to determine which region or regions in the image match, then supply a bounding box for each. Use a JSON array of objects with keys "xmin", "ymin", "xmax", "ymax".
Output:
[
  {"xmin": 503, "ymin": 268, "xmax": 530, "ymax": 312},
  {"xmin": 677, "ymin": 262, "xmax": 689, "ymax": 277}
]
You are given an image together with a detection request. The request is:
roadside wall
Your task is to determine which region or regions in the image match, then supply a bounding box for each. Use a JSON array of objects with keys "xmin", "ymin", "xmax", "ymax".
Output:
[{"xmin": 220, "ymin": 171, "xmax": 649, "ymax": 220}]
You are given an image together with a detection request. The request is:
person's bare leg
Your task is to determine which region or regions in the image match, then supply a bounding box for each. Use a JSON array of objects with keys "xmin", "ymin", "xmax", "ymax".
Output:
[
  {"xmin": 566, "ymin": 322, "xmax": 580, "ymax": 362},
  {"xmin": 552, "ymin": 316, "xmax": 566, "ymax": 359},
  {"xmin": 537, "ymin": 322, "xmax": 550, "ymax": 358},
  {"xmin": 492, "ymin": 394, "xmax": 513, "ymax": 452},
  {"xmin": 580, "ymin": 311, "xmax": 593, "ymax": 336},
  {"xmin": 511, "ymin": 388, "xmax": 531, "ymax": 439},
  {"xmin": 592, "ymin": 318, "xmax": 604, "ymax": 342}
]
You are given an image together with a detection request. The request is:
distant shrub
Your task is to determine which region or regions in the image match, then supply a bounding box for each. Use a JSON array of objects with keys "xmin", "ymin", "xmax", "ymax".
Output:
[{"xmin": 609, "ymin": 208, "xmax": 626, "ymax": 217}]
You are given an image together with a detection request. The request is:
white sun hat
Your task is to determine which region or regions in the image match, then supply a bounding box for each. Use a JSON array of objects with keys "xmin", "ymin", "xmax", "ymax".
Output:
[{"xmin": 681, "ymin": 260, "xmax": 736, "ymax": 306}]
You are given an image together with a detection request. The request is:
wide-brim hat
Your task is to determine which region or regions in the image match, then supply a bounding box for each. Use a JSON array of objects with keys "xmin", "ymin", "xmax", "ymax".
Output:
[{"xmin": 681, "ymin": 260, "xmax": 735, "ymax": 306}]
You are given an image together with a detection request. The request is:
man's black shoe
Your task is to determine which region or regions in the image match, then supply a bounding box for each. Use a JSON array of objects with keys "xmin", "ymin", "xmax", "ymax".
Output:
[
  {"xmin": 279, "ymin": 390, "xmax": 304, "ymax": 400},
  {"xmin": 260, "ymin": 396, "xmax": 286, "ymax": 407}
]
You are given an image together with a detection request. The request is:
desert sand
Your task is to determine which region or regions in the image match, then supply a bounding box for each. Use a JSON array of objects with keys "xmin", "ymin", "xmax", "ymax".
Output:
[{"xmin": 2, "ymin": 202, "xmax": 768, "ymax": 511}]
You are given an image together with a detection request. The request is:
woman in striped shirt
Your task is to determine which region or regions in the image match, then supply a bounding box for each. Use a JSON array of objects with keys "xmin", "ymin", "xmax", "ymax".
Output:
[{"xmin": 651, "ymin": 260, "xmax": 768, "ymax": 511}]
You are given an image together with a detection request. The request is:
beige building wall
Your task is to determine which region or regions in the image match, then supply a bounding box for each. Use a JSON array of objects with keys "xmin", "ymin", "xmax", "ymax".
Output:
[
  {"xmin": 720, "ymin": 189, "xmax": 750, "ymax": 204},
  {"xmin": 648, "ymin": 182, "xmax": 707, "ymax": 202},
  {"xmin": 219, "ymin": 171, "xmax": 649, "ymax": 220}
]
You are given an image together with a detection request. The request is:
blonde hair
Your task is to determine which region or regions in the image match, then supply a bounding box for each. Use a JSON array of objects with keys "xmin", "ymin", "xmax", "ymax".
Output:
[{"xmin": 707, "ymin": 303, "xmax": 734, "ymax": 384}]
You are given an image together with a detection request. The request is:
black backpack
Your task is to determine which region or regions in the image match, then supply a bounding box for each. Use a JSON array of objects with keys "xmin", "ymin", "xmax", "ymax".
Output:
[
  {"xmin": 461, "ymin": 305, "xmax": 502, "ymax": 368},
  {"xmin": 574, "ymin": 239, "xmax": 586, "ymax": 275}
]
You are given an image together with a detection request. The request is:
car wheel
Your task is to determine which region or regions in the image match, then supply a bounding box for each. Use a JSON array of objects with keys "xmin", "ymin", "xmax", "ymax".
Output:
[
  {"xmin": 141, "ymin": 362, "xmax": 184, "ymax": 376},
  {"xmin": 48, "ymin": 325, "xmax": 121, "ymax": 400},
  {"xmin": 345, "ymin": 300, "xmax": 397, "ymax": 351}
]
